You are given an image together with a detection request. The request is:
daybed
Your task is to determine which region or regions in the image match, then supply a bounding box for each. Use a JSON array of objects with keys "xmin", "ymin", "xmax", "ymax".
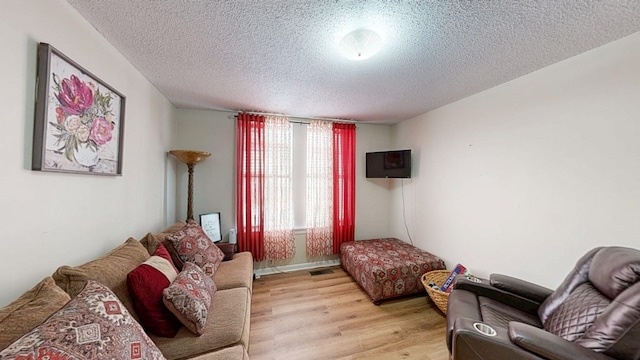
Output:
[
  {"xmin": 0, "ymin": 221, "xmax": 253, "ymax": 360},
  {"xmin": 340, "ymin": 238, "xmax": 446, "ymax": 304}
]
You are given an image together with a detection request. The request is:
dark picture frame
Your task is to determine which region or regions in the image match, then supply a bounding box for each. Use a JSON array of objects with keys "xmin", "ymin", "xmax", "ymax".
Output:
[
  {"xmin": 200, "ymin": 212, "xmax": 222, "ymax": 242},
  {"xmin": 32, "ymin": 43, "xmax": 126, "ymax": 175}
]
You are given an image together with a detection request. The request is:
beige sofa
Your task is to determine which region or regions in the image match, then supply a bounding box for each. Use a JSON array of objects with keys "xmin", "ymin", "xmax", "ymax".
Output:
[{"xmin": 0, "ymin": 223, "xmax": 254, "ymax": 360}]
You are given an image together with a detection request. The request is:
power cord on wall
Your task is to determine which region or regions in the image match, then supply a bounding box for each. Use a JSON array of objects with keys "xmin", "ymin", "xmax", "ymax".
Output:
[{"xmin": 401, "ymin": 179, "xmax": 414, "ymax": 245}]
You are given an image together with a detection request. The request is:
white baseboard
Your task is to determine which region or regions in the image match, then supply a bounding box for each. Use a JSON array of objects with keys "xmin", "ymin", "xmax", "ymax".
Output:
[{"xmin": 254, "ymin": 259, "xmax": 341, "ymax": 279}]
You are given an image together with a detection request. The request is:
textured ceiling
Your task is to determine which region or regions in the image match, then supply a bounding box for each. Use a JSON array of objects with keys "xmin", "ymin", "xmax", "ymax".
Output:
[{"xmin": 66, "ymin": 1, "xmax": 640, "ymax": 123}]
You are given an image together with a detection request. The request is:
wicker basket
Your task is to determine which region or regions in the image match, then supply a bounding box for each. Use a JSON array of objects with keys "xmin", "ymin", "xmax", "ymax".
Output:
[{"xmin": 421, "ymin": 270, "xmax": 452, "ymax": 314}]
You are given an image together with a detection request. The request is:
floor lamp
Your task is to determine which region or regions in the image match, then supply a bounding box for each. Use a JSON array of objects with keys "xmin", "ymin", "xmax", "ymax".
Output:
[{"xmin": 169, "ymin": 150, "xmax": 211, "ymax": 221}]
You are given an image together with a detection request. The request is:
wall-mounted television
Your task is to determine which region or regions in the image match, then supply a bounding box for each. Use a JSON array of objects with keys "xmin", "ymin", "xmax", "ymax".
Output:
[{"xmin": 366, "ymin": 150, "xmax": 411, "ymax": 178}]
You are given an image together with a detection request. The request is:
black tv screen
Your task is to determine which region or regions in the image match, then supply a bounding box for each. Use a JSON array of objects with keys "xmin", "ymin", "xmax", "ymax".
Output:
[{"xmin": 366, "ymin": 150, "xmax": 411, "ymax": 178}]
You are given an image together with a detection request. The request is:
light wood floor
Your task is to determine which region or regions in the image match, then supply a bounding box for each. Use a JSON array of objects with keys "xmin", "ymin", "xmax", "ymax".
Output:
[{"xmin": 248, "ymin": 266, "xmax": 449, "ymax": 360}]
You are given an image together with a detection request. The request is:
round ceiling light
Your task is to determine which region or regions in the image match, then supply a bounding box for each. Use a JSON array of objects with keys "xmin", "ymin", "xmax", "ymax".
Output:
[{"xmin": 339, "ymin": 29, "xmax": 382, "ymax": 61}]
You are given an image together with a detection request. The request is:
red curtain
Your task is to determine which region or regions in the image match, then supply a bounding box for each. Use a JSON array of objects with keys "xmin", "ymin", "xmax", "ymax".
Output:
[
  {"xmin": 332, "ymin": 123, "xmax": 356, "ymax": 253},
  {"xmin": 236, "ymin": 113, "xmax": 266, "ymax": 261}
]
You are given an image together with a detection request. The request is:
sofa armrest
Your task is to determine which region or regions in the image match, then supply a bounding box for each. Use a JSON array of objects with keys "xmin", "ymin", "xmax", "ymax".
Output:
[
  {"xmin": 509, "ymin": 322, "xmax": 616, "ymax": 360},
  {"xmin": 453, "ymin": 276, "xmax": 541, "ymax": 315},
  {"xmin": 216, "ymin": 242, "xmax": 237, "ymax": 261},
  {"xmin": 490, "ymin": 274, "xmax": 553, "ymax": 303}
]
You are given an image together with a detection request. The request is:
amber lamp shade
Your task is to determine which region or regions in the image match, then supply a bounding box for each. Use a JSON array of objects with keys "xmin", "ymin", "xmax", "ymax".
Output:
[{"xmin": 169, "ymin": 150, "xmax": 211, "ymax": 221}]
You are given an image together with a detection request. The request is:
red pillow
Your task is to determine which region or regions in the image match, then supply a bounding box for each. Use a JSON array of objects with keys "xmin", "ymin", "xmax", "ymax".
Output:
[{"xmin": 127, "ymin": 243, "xmax": 181, "ymax": 337}]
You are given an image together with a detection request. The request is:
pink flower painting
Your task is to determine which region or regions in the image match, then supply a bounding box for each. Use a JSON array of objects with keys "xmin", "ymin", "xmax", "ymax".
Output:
[
  {"xmin": 90, "ymin": 116, "xmax": 114, "ymax": 145},
  {"xmin": 55, "ymin": 75, "xmax": 94, "ymax": 115},
  {"xmin": 34, "ymin": 44, "xmax": 124, "ymax": 175},
  {"xmin": 48, "ymin": 71, "xmax": 118, "ymax": 168}
]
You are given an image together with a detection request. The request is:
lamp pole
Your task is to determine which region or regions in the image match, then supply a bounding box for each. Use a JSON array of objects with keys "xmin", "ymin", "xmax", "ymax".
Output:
[{"xmin": 168, "ymin": 150, "xmax": 211, "ymax": 221}]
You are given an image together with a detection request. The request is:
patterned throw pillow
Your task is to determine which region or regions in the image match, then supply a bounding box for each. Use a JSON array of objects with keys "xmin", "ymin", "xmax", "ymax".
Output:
[
  {"xmin": 0, "ymin": 280, "xmax": 166, "ymax": 360},
  {"xmin": 166, "ymin": 220, "xmax": 225, "ymax": 276},
  {"xmin": 127, "ymin": 244, "xmax": 181, "ymax": 337},
  {"xmin": 162, "ymin": 262, "xmax": 217, "ymax": 335}
]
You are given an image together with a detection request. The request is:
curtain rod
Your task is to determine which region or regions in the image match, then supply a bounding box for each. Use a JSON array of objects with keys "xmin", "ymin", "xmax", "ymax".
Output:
[{"xmin": 222, "ymin": 109, "xmax": 359, "ymax": 124}]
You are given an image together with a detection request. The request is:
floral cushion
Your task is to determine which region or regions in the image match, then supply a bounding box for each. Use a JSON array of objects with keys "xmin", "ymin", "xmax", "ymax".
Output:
[
  {"xmin": 163, "ymin": 262, "xmax": 217, "ymax": 335},
  {"xmin": 0, "ymin": 280, "xmax": 166, "ymax": 360},
  {"xmin": 166, "ymin": 220, "xmax": 225, "ymax": 276},
  {"xmin": 340, "ymin": 238, "xmax": 446, "ymax": 303},
  {"xmin": 127, "ymin": 243, "xmax": 181, "ymax": 337}
]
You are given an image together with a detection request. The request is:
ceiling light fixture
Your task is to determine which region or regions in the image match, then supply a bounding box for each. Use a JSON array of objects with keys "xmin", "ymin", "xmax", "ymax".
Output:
[{"xmin": 339, "ymin": 29, "xmax": 382, "ymax": 61}]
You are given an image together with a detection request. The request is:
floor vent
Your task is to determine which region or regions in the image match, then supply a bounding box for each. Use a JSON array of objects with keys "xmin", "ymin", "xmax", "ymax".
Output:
[{"xmin": 309, "ymin": 269, "xmax": 334, "ymax": 276}]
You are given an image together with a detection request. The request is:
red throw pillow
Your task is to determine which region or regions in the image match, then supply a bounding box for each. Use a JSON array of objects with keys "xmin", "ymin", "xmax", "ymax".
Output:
[{"xmin": 127, "ymin": 244, "xmax": 181, "ymax": 337}]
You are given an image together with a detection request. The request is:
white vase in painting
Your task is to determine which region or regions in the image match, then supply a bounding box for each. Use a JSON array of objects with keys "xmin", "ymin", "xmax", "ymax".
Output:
[{"xmin": 73, "ymin": 143, "xmax": 100, "ymax": 167}]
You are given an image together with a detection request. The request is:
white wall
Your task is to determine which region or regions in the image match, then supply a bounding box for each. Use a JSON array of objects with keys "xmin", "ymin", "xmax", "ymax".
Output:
[
  {"xmin": 0, "ymin": 0, "xmax": 176, "ymax": 306},
  {"xmin": 356, "ymin": 124, "xmax": 394, "ymax": 239},
  {"xmin": 173, "ymin": 109, "xmax": 393, "ymax": 269},
  {"xmin": 390, "ymin": 32, "xmax": 640, "ymax": 288},
  {"xmin": 171, "ymin": 109, "xmax": 236, "ymax": 232}
]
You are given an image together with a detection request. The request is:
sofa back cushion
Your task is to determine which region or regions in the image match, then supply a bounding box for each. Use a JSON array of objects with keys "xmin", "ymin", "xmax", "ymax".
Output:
[
  {"xmin": 52, "ymin": 237, "xmax": 150, "ymax": 321},
  {"xmin": 540, "ymin": 246, "xmax": 640, "ymax": 359},
  {"xmin": 140, "ymin": 222, "xmax": 187, "ymax": 271},
  {"xmin": 140, "ymin": 231, "xmax": 185, "ymax": 271},
  {"xmin": 542, "ymin": 282, "xmax": 610, "ymax": 341},
  {"xmin": 0, "ymin": 277, "xmax": 71, "ymax": 350},
  {"xmin": 588, "ymin": 247, "xmax": 640, "ymax": 299},
  {"xmin": 578, "ymin": 247, "xmax": 640, "ymax": 359},
  {"xmin": 538, "ymin": 247, "xmax": 599, "ymax": 325},
  {"xmin": 576, "ymin": 282, "xmax": 640, "ymax": 359}
]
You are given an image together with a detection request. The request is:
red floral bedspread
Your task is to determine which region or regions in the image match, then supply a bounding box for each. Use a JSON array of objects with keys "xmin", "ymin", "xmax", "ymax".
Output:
[{"xmin": 340, "ymin": 238, "xmax": 446, "ymax": 303}]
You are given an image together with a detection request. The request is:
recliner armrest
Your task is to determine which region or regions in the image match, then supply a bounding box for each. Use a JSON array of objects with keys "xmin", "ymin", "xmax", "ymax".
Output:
[
  {"xmin": 453, "ymin": 276, "xmax": 542, "ymax": 315},
  {"xmin": 509, "ymin": 322, "xmax": 616, "ymax": 360},
  {"xmin": 452, "ymin": 318, "xmax": 544, "ymax": 360},
  {"xmin": 490, "ymin": 274, "xmax": 553, "ymax": 303}
]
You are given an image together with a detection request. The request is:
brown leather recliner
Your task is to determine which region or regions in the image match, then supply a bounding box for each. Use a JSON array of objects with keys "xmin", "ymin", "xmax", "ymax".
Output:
[{"xmin": 446, "ymin": 246, "xmax": 640, "ymax": 360}]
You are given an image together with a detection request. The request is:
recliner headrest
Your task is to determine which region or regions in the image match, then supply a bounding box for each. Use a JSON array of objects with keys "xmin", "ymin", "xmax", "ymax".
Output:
[{"xmin": 589, "ymin": 246, "xmax": 640, "ymax": 299}]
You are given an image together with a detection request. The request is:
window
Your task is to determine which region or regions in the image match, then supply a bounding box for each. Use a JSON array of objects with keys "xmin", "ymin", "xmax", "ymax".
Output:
[{"xmin": 236, "ymin": 114, "xmax": 354, "ymax": 259}]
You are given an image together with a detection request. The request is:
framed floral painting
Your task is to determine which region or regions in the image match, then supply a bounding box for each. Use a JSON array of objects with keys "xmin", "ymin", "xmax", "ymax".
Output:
[{"xmin": 32, "ymin": 43, "xmax": 125, "ymax": 175}]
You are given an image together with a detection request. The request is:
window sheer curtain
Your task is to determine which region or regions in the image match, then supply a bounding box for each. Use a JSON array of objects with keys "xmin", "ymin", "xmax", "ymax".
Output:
[
  {"xmin": 263, "ymin": 116, "xmax": 295, "ymax": 260},
  {"xmin": 305, "ymin": 120, "xmax": 334, "ymax": 256},
  {"xmin": 236, "ymin": 113, "xmax": 295, "ymax": 261},
  {"xmin": 306, "ymin": 121, "xmax": 356, "ymax": 256}
]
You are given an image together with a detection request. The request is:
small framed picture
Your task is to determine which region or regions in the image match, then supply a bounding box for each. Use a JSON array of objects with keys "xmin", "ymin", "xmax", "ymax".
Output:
[{"xmin": 199, "ymin": 212, "xmax": 222, "ymax": 242}]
